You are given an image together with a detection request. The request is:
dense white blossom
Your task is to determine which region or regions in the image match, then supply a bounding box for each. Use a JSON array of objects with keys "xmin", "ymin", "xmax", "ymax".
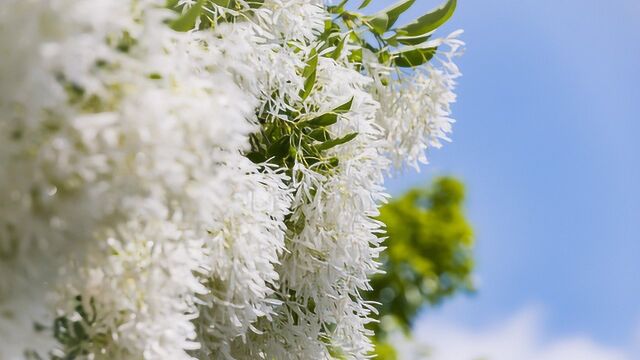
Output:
[
  {"xmin": 0, "ymin": 0, "xmax": 463, "ymax": 359},
  {"xmin": 371, "ymin": 31, "xmax": 464, "ymax": 170}
]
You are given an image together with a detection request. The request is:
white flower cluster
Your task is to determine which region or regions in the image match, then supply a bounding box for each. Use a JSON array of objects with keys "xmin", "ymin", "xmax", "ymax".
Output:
[
  {"xmin": 0, "ymin": 0, "xmax": 462, "ymax": 359},
  {"xmin": 370, "ymin": 31, "xmax": 464, "ymax": 170}
]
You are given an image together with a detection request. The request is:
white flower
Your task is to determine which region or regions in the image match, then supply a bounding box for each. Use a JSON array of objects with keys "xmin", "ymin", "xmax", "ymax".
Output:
[
  {"xmin": 0, "ymin": 0, "xmax": 463, "ymax": 359},
  {"xmin": 371, "ymin": 31, "xmax": 465, "ymax": 170}
]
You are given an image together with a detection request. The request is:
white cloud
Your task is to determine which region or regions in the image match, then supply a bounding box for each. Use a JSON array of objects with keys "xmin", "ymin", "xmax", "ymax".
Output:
[{"xmin": 398, "ymin": 307, "xmax": 631, "ymax": 360}]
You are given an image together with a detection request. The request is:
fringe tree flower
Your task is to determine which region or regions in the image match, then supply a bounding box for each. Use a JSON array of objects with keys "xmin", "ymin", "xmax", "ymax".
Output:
[{"xmin": 0, "ymin": 0, "xmax": 463, "ymax": 359}]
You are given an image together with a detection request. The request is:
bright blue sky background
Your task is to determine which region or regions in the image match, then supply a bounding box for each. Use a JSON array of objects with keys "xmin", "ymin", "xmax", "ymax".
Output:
[{"xmin": 376, "ymin": 0, "xmax": 640, "ymax": 352}]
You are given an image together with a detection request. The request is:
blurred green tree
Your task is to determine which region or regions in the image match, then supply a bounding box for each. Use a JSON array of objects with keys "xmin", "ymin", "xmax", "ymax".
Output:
[{"xmin": 368, "ymin": 177, "xmax": 475, "ymax": 359}]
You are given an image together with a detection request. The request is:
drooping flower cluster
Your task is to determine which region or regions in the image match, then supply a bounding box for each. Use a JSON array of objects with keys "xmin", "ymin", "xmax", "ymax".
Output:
[
  {"xmin": 371, "ymin": 30, "xmax": 464, "ymax": 170},
  {"xmin": 0, "ymin": 0, "xmax": 462, "ymax": 359}
]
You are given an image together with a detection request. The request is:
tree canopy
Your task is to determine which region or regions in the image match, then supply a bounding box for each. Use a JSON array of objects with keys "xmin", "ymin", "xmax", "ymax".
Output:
[{"xmin": 370, "ymin": 177, "xmax": 475, "ymax": 358}]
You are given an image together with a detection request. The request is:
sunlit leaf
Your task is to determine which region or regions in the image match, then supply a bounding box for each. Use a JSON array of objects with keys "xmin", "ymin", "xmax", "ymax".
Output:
[
  {"xmin": 328, "ymin": 0, "xmax": 349, "ymax": 14},
  {"xmin": 358, "ymin": 0, "xmax": 374, "ymax": 9},
  {"xmin": 316, "ymin": 132, "xmax": 358, "ymax": 151},
  {"xmin": 349, "ymin": 48, "xmax": 363, "ymax": 64},
  {"xmin": 365, "ymin": 13, "xmax": 389, "ymax": 35},
  {"xmin": 334, "ymin": 97, "xmax": 354, "ymax": 113},
  {"xmin": 374, "ymin": 0, "xmax": 416, "ymax": 30},
  {"xmin": 332, "ymin": 34, "xmax": 348, "ymax": 60},
  {"xmin": 308, "ymin": 128, "xmax": 330, "ymax": 142},
  {"xmin": 169, "ymin": 0, "xmax": 206, "ymax": 32},
  {"xmin": 395, "ymin": 0, "xmax": 456, "ymax": 36},
  {"xmin": 301, "ymin": 97, "xmax": 353, "ymax": 128},
  {"xmin": 303, "ymin": 113, "xmax": 338, "ymax": 128},
  {"xmin": 396, "ymin": 33, "xmax": 432, "ymax": 46},
  {"xmin": 392, "ymin": 44, "xmax": 437, "ymax": 67},
  {"xmin": 166, "ymin": 0, "xmax": 179, "ymax": 9},
  {"xmin": 301, "ymin": 48, "xmax": 318, "ymax": 100}
]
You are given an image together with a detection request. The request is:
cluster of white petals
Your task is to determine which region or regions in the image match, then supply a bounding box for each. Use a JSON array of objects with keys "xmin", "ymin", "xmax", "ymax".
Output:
[
  {"xmin": 0, "ymin": 0, "xmax": 462, "ymax": 359},
  {"xmin": 370, "ymin": 30, "xmax": 464, "ymax": 170}
]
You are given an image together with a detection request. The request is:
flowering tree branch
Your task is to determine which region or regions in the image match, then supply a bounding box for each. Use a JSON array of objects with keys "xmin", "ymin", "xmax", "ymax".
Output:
[{"xmin": 0, "ymin": 0, "xmax": 463, "ymax": 359}]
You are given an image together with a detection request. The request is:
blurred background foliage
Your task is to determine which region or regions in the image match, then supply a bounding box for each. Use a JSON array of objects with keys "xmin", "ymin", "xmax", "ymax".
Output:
[{"xmin": 369, "ymin": 177, "xmax": 475, "ymax": 359}]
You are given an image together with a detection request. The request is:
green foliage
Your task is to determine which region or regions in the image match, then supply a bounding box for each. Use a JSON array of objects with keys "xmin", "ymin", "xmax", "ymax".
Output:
[
  {"xmin": 372, "ymin": 338, "xmax": 399, "ymax": 360},
  {"xmin": 246, "ymin": 97, "xmax": 356, "ymax": 175},
  {"xmin": 169, "ymin": 0, "xmax": 206, "ymax": 32},
  {"xmin": 301, "ymin": 48, "xmax": 319, "ymax": 101},
  {"xmin": 26, "ymin": 296, "xmax": 107, "ymax": 360},
  {"xmin": 394, "ymin": 0, "xmax": 457, "ymax": 37},
  {"xmin": 358, "ymin": 0, "xmax": 374, "ymax": 10},
  {"xmin": 369, "ymin": 177, "xmax": 475, "ymax": 357},
  {"xmin": 377, "ymin": 0, "xmax": 417, "ymax": 30},
  {"xmin": 391, "ymin": 44, "xmax": 437, "ymax": 67},
  {"xmin": 167, "ymin": 0, "xmax": 267, "ymax": 31},
  {"xmin": 327, "ymin": 0, "xmax": 456, "ymax": 68}
]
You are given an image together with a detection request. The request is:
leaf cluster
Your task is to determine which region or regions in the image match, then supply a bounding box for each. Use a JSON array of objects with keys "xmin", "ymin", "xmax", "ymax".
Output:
[
  {"xmin": 167, "ymin": 0, "xmax": 266, "ymax": 31},
  {"xmin": 246, "ymin": 96, "xmax": 357, "ymax": 176},
  {"xmin": 27, "ymin": 296, "xmax": 107, "ymax": 360},
  {"xmin": 327, "ymin": 0, "xmax": 457, "ymax": 68}
]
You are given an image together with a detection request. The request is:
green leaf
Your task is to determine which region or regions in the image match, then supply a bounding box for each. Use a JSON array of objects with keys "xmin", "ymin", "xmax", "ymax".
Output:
[
  {"xmin": 373, "ymin": 0, "xmax": 416, "ymax": 30},
  {"xmin": 302, "ymin": 113, "xmax": 338, "ymax": 128},
  {"xmin": 365, "ymin": 13, "xmax": 389, "ymax": 35},
  {"xmin": 328, "ymin": 0, "xmax": 349, "ymax": 14},
  {"xmin": 334, "ymin": 97, "xmax": 354, "ymax": 113},
  {"xmin": 116, "ymin": 31, "xmax": 136, "ymax": 53},
  {"xmin": 301, "ymin": 96, "xmax": 354, "ymax": 128},
  {"xmin": 316, "ymin": 132, "xmax": 359, "ymax": 151},
  {"xmin": 301, "ymin": 48, "xmax": 318, "ymax": 100},
  {"xmin": 53, "ymin": 317, "xmax": 68, "ymax": 342},
  {"xmin": 384, "ymin": 33, "xmax": 400, "ymax": 47},
  {"xmin": 72, "ymin": 322, "xmax": 88, "ymax": 341},
  {"xmin": 396, "ymin": 33, "xmax": 432, "ymax": 46},
  {"xmin": 349, "ymin": 47, "xmax": 363, "ymax": 64},
  {"xmin": 299, "ymin": 97, "xmax": 352, "ymax": 129},
  {"xmin": 324, "ymin": 19, "xmax": 342, "ymax": 37},
  {"xmin": 392, "ymin": 45, "xmax": 437, "ymax": 67},
  {"xmin": 211, "ymin": 0, "xmax": 240, "ymax": 8},
  {"xmin": 267, "ymin": 135, "xmax": 291, "ymax": 159},
  {"xmin": 170, "ymin": 0, "xmax": 206, "ymax": 32},
  {"xmin": 246, "ymin": 151, "xmax": 266, "ymax": 164},
  {"xmin": 359, "ymin": 0, "xmax": 374, "ymax": 9},
  {"xmin": 378, "ymin": 49, "xmax": 393, "ymax": 64},
  {"xmin": 384, "ymin": 31, "xmax": 432, "ymax": 48},
  {"xmin": 332, "ymin": 34, "xmax": 348, "ymax": 60},
  {"xmin": 166, "ymin": 0, "xmax": 179, "ymax": 9},
  {"xmin": 395, "ymin": 0, "xmax": 456, "ymax": 36},
  {"xmin": 327, "ymin": 157, "xmax": 340, "ymax": 168},
  {"xmin": 308, "ymin": 128, "xmax": 330, "ymax": 142},
  {"xmin": 303, "ymin": 48, "xmax": 318, "ymax": 78},
  {"xmin": 247, "ymin": 0, "xmax": 265, "ymax": 9}
]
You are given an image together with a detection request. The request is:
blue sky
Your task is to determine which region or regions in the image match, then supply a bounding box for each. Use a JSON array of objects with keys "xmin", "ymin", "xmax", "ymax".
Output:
[{"xmin": 376, "ymin": 0, "xmax": 640, "ymax": 354}]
